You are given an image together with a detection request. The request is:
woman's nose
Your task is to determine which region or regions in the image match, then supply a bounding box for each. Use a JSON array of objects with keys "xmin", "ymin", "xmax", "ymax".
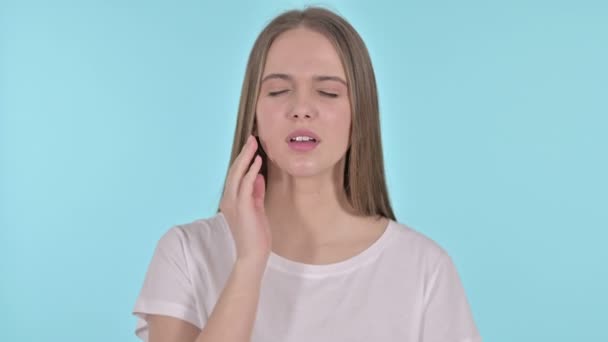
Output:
[{"xmin": 289, "ymin": 91, "xmax": 317, "ymax": 120}]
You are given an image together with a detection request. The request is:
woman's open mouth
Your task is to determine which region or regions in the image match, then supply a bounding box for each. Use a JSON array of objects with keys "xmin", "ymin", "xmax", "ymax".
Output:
[
  {"xmin": 286, "ymin": 129, "xmax": 321, "ymax": 152},
  {"xmin": 287, "ymin": 137, "xmax": 319, "ymax": 152}
]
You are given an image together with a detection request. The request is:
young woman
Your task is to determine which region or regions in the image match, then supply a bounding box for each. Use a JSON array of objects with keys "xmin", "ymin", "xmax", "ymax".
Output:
[{"xmin": 133, "ymin": 7, "xmax": 481, "ymax": 342}]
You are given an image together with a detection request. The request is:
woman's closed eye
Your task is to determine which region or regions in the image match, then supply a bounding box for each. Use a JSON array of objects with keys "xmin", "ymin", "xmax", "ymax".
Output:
[
  {"xmin": 268, "ymin": 90, "xmax": 290, "ymax": 96},
  {"xmin": 318, "ymin": 90, "xmax": 338, "ymax": 98},
  {"xmin": 267, "ymin": 89, "xmax": 338, "ymax": 98}
]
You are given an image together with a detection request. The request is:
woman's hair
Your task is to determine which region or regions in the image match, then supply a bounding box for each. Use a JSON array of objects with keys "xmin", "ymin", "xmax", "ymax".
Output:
[{"xmin": 217, "ymin": 6, "xmax": 395, "ymax": 221}]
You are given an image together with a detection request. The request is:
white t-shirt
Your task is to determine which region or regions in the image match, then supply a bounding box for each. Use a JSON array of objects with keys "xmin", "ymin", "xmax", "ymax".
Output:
[{"xmin": 132, "ymin": 212, "xmax": 481, "ymax": 342}]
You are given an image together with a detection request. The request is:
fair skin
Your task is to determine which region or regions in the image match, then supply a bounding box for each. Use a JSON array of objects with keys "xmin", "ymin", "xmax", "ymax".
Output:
[
  {"xmin": 146, "ymin": 26, "xmax": 388, "ymax": 341},
  {"xmin": 257, "ymin": 27, "xmax": 388, "ymax": 262}
]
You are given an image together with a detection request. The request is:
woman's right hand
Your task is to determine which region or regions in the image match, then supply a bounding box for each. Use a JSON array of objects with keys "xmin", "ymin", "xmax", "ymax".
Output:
[{"xmin": 219, "ymin": 134, "xmax": 272, "ymax": 266}]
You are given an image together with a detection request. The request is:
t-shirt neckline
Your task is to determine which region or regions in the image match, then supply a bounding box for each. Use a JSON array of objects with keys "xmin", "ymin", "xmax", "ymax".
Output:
[
  {"xmin": 217, "ymin": 212, "xmax": 396, "ymax": 278},
  {"xmin": 267, "ymin": 219, "xmax": 395, "ymax": 277}
]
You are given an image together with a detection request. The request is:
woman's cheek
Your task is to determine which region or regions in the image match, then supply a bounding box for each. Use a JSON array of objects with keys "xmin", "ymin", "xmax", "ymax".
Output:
[
  {"xmin": 270, "ymin": 100, "xmax": 290, "ymax": 115},
  {"xmin": 255, "ymin": 115, "xmax": 279, "ymax": 161}
]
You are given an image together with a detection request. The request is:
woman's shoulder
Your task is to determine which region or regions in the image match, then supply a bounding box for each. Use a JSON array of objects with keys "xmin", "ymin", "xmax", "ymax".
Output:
[
  {"xmin": 174, "ymin": 211, "xmax": 228, "ymax": 235},
  {"xmin": 387, "ymin": 219, "xmax": 451, "ymax": 265},
  {"xmin": 157, "ymin": 212, "xmax": 233, "ymax": 253}
]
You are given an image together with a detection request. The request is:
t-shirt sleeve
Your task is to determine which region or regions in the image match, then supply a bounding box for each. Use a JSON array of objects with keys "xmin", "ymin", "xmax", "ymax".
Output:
[
  {"xmin": 421, "ymin": 251, "xmax": 482, "ymax": 342},
  {"xmin": 132, "ymin": 226, "xmax": 203, "ymax": 341}
]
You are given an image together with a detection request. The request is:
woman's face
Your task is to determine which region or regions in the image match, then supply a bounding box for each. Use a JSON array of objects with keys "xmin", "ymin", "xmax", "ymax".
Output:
[{"xmin": 255, "ymin": 27, "xmax": 351, "ymax": 179}]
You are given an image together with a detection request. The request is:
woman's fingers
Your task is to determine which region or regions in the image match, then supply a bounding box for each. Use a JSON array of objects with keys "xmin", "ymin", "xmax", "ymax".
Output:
[
  {"xmin": 239, "ymin": 154, "xmax": 262, "ymax": 201},
  {"xmin": 252, "ymin": 174, "xmax": 266, "ymax": 209},
  {"xmin": 218, "ymin": 136, "xmax": 270, "ymax": 262},
  {"xmin": 225, "ymin": 135, "xmax": 257, "ymax": 199}
]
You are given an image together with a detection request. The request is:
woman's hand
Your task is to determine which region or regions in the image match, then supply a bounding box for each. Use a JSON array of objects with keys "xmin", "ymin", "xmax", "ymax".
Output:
[{"xmin": 219, "ymin": 135, "xmax": 272, "ymax": 266}]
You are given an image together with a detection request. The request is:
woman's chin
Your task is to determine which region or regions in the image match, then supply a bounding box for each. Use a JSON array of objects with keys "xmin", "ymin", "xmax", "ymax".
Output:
[
  {"xmin": 268, "ymin": 156, "xmax": 334, "ymax": 179},
  {"xmin": 282, "ymin": 163, "xmax": 319, "ymax": 177},
  {"xmin": 278, "ymin": 162, "xmax": 329, "ymax": 178}
]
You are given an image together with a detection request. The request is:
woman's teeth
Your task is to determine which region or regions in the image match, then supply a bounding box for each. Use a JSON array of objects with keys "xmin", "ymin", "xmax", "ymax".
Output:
[{"xmin": 290, "ymin": 136, "xmax": 316, "ymax": 142}]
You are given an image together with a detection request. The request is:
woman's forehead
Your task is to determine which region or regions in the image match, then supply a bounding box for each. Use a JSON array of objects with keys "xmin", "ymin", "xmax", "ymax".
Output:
[{"xmin": 263, "ymin": 28, "xmax": 345, "ymax": 78}]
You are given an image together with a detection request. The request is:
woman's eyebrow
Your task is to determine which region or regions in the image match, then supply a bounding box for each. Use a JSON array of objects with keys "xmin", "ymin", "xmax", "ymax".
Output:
[
  {"xmin": 313, "ymin": 75, "xmax": 347, "ymax": 86},
  {"xmin": 261, "ymin": 73, "xmax": 292, "ymax": 83},
  {"xmin": 261, "ymin": 73, "xmax": 347, "ymax": 86}
]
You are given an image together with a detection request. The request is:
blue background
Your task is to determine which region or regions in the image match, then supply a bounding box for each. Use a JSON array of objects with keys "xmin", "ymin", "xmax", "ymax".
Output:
[{"xmin": 1, "ymin": 0, "xmax": 606, "ymax": 341}]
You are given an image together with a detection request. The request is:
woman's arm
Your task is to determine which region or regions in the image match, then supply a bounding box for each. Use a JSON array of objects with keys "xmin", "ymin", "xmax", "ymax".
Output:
[
  {"xmin": 148, "ymin": 259, "xmax": 266, "ymax": 342},
  {"xmin": 147, "ymin": 315, "xmax": 199, "ymax": 342}
]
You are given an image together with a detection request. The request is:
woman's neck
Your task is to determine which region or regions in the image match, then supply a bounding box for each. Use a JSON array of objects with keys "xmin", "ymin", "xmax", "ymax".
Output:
[{"xmin": 263, "ymin": 160, "xmax": 357, "ymax": 246}]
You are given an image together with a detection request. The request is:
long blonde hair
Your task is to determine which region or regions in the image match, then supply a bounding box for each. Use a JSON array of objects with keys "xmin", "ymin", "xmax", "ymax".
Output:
[{"xmin": 217, "ymin": 6, "xmax": 396, "ymax": 221}]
